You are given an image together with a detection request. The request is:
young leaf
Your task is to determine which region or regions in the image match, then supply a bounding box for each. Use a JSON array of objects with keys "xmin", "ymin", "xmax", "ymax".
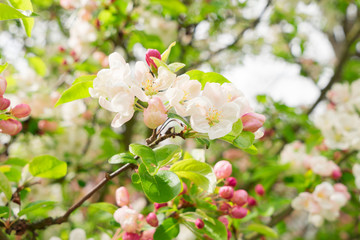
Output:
[
  {"xmin": 55, "ymin": 81, "xmax": 93, "ymax": 107},
  {"xmin": 89, "ymin": 202, "xmax": 118, "ymax": 214},
  {"xmin": 233, "ymin": 131, "xmax": 255, "ymax": 149},
  {"xmin": 8, "ymin": 0, "xmax": 34, "ymax": 37},
  {"xmin": 0, "ymin": 171, "xmax": 12, "ymax": 201},
  {"xmin": 161, "ymin": 41, "xmax": 176, "ymax": 63},
  {"xmin": 168, "ymin": 62, "xmax": 185, "ymax": 72},
  {"xmin": 129, "ymin": 144, "xmax": 157, "ymax": 174},
  {"xmin": 18, "ymin": 201, "xmax": 56, "ymax": 217},
  {"xmin": 72, "ymin": 75, "xmax": 96, "ymax": 85},
  {"xmin": 108, "ymin": 153, "xmax": 137, "ymax": 165},
  {"xmin": 154, "ymin": 217, "xmax": 180, "ymax": 240},
  {"xmin": 28, "ymin": 56, "xmax": 46, "ymax": 76},
  {"xmin": 0, "ymin": 3, "xmax": 32, "ymax": 21},
  {"xmin": 154, "ymin": 144, "xmax": 182, "ymax": 169},
  {"xmin": 0, "ymin": 63, "xmax": 8, "ymax": 74},
  {"xmin": 247, "ymin": 223, "xmax": 278, "ymax": 238},
  {"xmin": 139, "ymin": 164, "xmax": 181, "ymax": 203},
  {"xmin": 232, "ymin": 119, "xmax": 243, "ymax": 137},
  {"xmin": 29, "ymin": 155, "xmax": 67, "ymax": 179},
  {"xmin": 170, "ymin": 159, "xmax": 216, "ymax": 193},
  {"xmin": 186, "ymin": 70, "xmax": 231, "ymax": 88}
]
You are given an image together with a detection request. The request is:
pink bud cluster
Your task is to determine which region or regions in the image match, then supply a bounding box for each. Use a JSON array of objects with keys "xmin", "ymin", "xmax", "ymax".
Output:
[
  {"xmin": 0, "ymin": 76, "xmax": 31, "ymax": 136},
  {"xmin": 113, "ymin": 187, "xmax": 158, "ymax": 240}
]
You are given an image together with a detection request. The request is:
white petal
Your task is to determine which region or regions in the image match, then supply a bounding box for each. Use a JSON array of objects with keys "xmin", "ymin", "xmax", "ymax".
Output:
[
  {"xmin": 109, "ymin": 52, "xmax": 126, "ymax": 69},
  {"xmin": 208, "ymin": 120, "xmax": 233, "ymax": 139}
]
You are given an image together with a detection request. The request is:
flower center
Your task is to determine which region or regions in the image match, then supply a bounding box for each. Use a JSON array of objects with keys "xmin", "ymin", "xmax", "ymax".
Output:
[
  {"xmin": 141, "ymin": 78, "xmax": 159, "ymax": 96},
  {"xmin": 206, "ymin": 107, "xmax": 222, "ymax": 126}
]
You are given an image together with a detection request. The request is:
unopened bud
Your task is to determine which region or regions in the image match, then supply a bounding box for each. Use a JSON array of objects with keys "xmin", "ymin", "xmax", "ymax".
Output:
[
  {"xmin": 231, "ymin": 206, "xmax": 248, "ymax": 219},
  {"xmin": 332, "ymin": 168, "xmax": 342, "ymax": 180},
  {"xmin": 255, "ymin": 184, "xmax": 265, "ymax": 196},
  {"xmin": 0, "ymin": 119, "xmax": 22, "ymax": 136},
  {"xmin": 145, "ymin": 49, "xmax": 161, "ymax": 69},
  {"xmin": 123, "ymin": 232, "xmax": 141, "ymax": 240},
  {"xmin": 214, "ymin": 160, "xmax": 232, "ymax": 179},
  {"xmin": 225, "ymin": 177, "xmax": 237, "ymax": 187},
  {"xmin": 116, "ymin": 186, "xmax": 130, "ymax": 207},
  {"xmin": 146, "ymin": 212, "xmax": 159, "ymax": 227},
  {"xmin": 247, "ymin": 196, "xmax": 257, "ymax": 207},
  {"xmin": 0, "ymin": 97, "xmax": 10, "ymax": 110},
  {"xmin": 143, "ymin": 97, "xmax": 167, "ymax": 129},
  {"xmin": 195, "ymin": 218, "xmax": 204, "ymax": 229},
  {"xmin": 218, "ymin": 216, "xmax": 229, "ymax": 227},
  {"xmin": 231, "ymin": 189, "xmax": 248, "ymax": 206},
  {"xmin": 219, "ymin": 202, "xmax": 231, "ymax": 214},
  {"xmin": 11, "ymin": 104, "xmax": 31, "ymax": 118},
  {"xmin": 154, "ymin": 202, "xmax": 167, "ymax": 210},
  {"xmin": 38, "ymin": 120, "xmax": 58, "ymax": 132},
  {"xmin": 219, "ymin": 186, "xmax": 234, "ymax": 199},
  {"xmin": 0, "ymin": 76, "xmax": 7, "ymax": 96},
  {"xmin": 241, "ymin": 112, "xmax": 266, "ymax": 133}
]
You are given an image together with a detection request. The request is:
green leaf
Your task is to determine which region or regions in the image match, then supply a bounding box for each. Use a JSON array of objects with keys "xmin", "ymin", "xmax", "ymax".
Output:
[
  {"xmin": 55, "ymin": 81, "xmax": 93, "ymax": 107},
  {"xmin": 72, "ymin": 75, "xmax": 96, "ymax": 85},
  {"xmin": 0, "ymin": 165, "xmax": 21, "ymax": 182},
  {"xmin": 233, "ymin": 131, "xmax": 255, "ymax": 149},
  {"xmin": 232, "ymin": 119, "xmax": 243, "ymax": 137},
  {"xmin": 195, "ymin": 138, "xmax": 210, "ymax": 148},
  {"xmin": 154, "ymin": 144, "xmax": 182, "ymax": 169},
  {"xmin": 29, "ymin": 155, "xmax": 67, "ymax": 179},
  {"xmin": 108, "ymin": 153, "xmax": 137, "ymax": 165},
  {"xmin": 0, "ymin": 171, "xmax": 12, "ymax": 201},
  {"xmin": 129, "ymin": 144, "xmax": 157, "ymax": 174},
  {"xmin": 151, "ymin": 0, "xmax": 187, "ymax": 16},
  {"xmin": 168, "ymin": 62, "xmax": 185, "ymax": 72},
  {"xmin": 167, "ymin": 112, "xmax": 190, "ymax": 127},
  {"xmin": 170, "ymin": 159, "xmax": 216, "ymax": 193},
  {"xmin": 8, "ymin": 0, "xmax": 34, "ymax": 37},
  {"xmin": 0, "ymin": 206, "xmax": 9, "ymax": 218},
  {"xmin": 243, "ymin": 144, "xmax": 258, "ymax": 155},
  {"xmin": 0, "ymin": 3, "xmax": 32, "ymax": 21},
  {"xmin": 247, "ymin": 223, "xmax": 278, "ymax": 238},
  {"xmin": 28, "ymin": 56, "xmax": 46, "ymax": 76},
  {"xmin": 195, "ymin": 219, "xmax": 227, "ymax": 240},
  {"xmin": 139, "ymin": 164, "xmax": 181, "ymax": 203},
  {"xmin": 89, "ymin": 202, "xmax": 117, "ymax": 214},
  {"xmin": 18, "ymin": 201, "xmax": 56, "ymax": 217},
  {"xmin": 154, "ymin": 218, "xmax": 180, "ymax": 240},
  {"xmin": 4, "ymin": 157, "xmax": 28, "ymax": 166},
  {"xmin": 0, "ymin": 62, "xmax": 8, "ymax": 73},
  {"xmin": 186, "ymin": 70, "xmax": 230, "ymax": 88},
  {"xmin": 161, "ymin": 41, "xmax": 176, "ymax": 63}
]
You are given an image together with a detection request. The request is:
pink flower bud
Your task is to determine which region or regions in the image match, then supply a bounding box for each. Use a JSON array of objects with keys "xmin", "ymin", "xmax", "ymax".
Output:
[
  {"xmin": 247, "ymin": 196, "xmax": 257, "ymax": 207},
  {"xmin": 219, "ymin": 202, "xmax": 231, "ymax": 214},
  {"xmin": 255, "ymin": 184, "xmax": 265, "ymax": 196},
  {"xmin": 11, "ymin": 104, "xmax": 31, "ymax": 118},
  {"xmin": 231, "ymin": 206, "xmax": 248, "ymax": 219},
  {"xmin": 0, "ymin": 76, "xmax": 7, "ymax": 96},
  {"xmin": 154, "ymin": 202, "xmax": 167, "ymax": 210},
  {"xmin": 231, "ymin": 189, "xmax": 248, "ymax": 206},
  {"xmin": 219, "ymin": 186, "xmax": 234, "ymax": 199},
  {"xmin": 116, "ymin": 186, "xmax": 130, "ymax": 207},
  {"xmin": 218, "ymin": 216, "xmax": 229, "ymax": 227},
  {"xmin": 214, "ymin": 160, "xmax": 232, "ymax": 179},
  {"xmin": 225, "ymin": 177, "xmax": 237, "ymax": 187},
  {"xmin": 123, "ymin": 232, "xmax": 141, "ymax": 240},
  {"xmin": 38, "ymin": 120, "xmax": 58, "ymax": 132},
  {"xmin": 0, "ymin": 119, "xmax": 22, "ymax": 136},
  {"xmin": 143, "ymin": 97, "xmax": 167, "ymax": 129},
  {"xmin": 145, "ymin": 49, "xmax": 161, "ymax": 69},
  {"xmin": 180, "ymin": 182, "xmax": 188, "ymax": 195},
  {"xmin": 146, "ymin": 212, "xmax": 159, "ymax": 227},
  {"xmin": 0, "ymin": 97, "xmax": 10, "ymax": 110},
  {"xmin": 241, "ymin": 112, "xmax": 266, "ymax": 133},
  {"xmin": 227, "ymin": 230, "xmax": 232, "ymax": 240},
  {"xmin": 195, "ymin": 218, "xmax": 204, "ymax": 229},
  {"xmin": 141, "ymin": 229, "xmax": 155, "ymax": 240},
  {"xmin": 332, "ymin": 167, "xmax": 342, "ymax": 180}
]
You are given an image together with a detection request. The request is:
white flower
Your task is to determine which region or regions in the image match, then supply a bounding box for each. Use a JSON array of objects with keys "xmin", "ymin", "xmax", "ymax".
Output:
[
  {"xmin": 61, "ymin": 99, "xmax": 86, "ymax": 125},
  {"xmin": 113, "ymin": 206, "xmax": 139, "ymax": 233},
  {"xmin": 90, "ymin": 52, "xmax": 135, "ymax": 128},
  {"xmin": 187, "ymin": 83, "xmax": 240, "ymax": 139},
  {"xmin": 280, "ymin": 141, "xmax": 307, "ymax": 173},
  {"xmin": 132, "ymin": 62, "xmax": 176, "ymax": 101},
  {"xmin": 312, "ymin": 182, "xmax": 335, "ymax": 209},
  {"xmin": 326, "ymin": 83, "xmax": 350, "ymax": 105},
  {"xmin": 308, "ymin": 214, "xmax": 324, "ymax": 227},
  {"xmin": 308, "ymin": 156, "xmax": 337, "ymax": 177},
  {"xmin": 353, "ymin": 163, "xmax": 360, "ymax": 189},
  {"xmin": 166, "ymin": 74, "xmax": 201, "ymax": 116},
  {"xmin": 68, "ymin": 17, "xmax": 97, "ymax": 55},
  {"xmin": 221, "ymin": 83, "xmax": 252, "ymax": 117},
  {"xmin": 69, "ymin": 228, "xmax": 87, "ymax": 240},
  {"xmin": 291, "ymin": 192, "xmax": 320, "ymax": 214}
]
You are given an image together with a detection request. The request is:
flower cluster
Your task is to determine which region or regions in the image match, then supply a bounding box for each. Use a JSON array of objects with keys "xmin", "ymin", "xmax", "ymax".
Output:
[
  {"xmin": 90, "ymin": 47, "xmax": 265, "ymax": 139},
  {"xmin": 280, "ymin": 141, "xmax": 341, "ymax": 178},
  {"xmin": 0, "ymin": 76, "xmax": 31, "ymax": 136},
  {"xmin": 291, "ymin": 182, "xmax": 350, "ymax": 227},
  {"xmin": 315, "ymin": 79, "xmax": 360, "ymax": 150}
]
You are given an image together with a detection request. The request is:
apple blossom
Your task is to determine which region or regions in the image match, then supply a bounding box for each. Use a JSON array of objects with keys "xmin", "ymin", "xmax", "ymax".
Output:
[
  {"xmin": 141, "ymin": 229, "xmax": 155, "ymax": 240},
  {"xmin": 214, "ymin": 160, "xmax": 232, "ymax": 179},
  {"xmin": 187, "ymin": 83, "xmax": 240, "ymax": 139},
  {"xmin": 143, "ymin": 97, "xmax": 167, "ymax": 129},
  {"xmin": 219, "ymin": 186, "xmax": 234, "ymax": 199},
  {"xmin": 11, "ymin": 104, "xmax": 31, "ymax": 118},
  {"xmin": 113, "ymin": 206, "xmax": 139, "ymax": 233},
  {"xmin": 221, "ymin": 83, "xmax": 252, "ymax": 117},
  {"xmin": 116, "ymin": 186, "xmax": 130, "ymax": 207},
  {"xmin": 38, "ymin": 120, "xmax": 58, "ymax": 132}
]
